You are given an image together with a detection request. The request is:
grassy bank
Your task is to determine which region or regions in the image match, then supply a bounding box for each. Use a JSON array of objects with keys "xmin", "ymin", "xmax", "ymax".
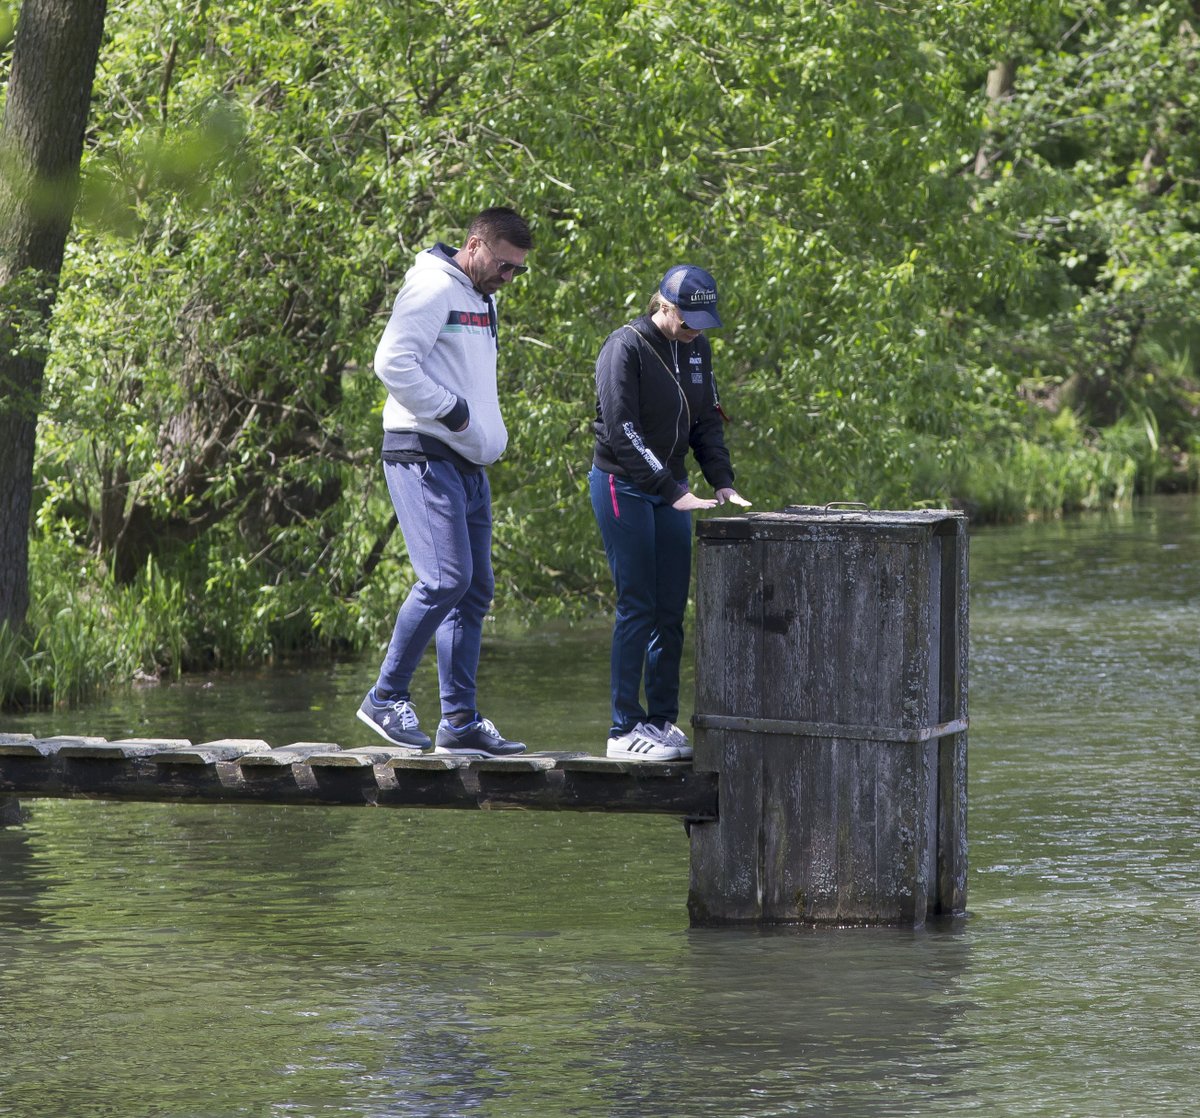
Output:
[{"xmin": 4, "ymin": 420, "xmax": 1195, "ymax": 713}]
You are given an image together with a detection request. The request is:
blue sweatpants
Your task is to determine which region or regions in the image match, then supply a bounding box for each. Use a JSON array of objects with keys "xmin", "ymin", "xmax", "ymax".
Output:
[
  {"xmin": 589, "ymin": 467, "xmax": 692, "ymax": 737},
  {"xmin": 375, "ymin": 458, "xmax": 493, "ymax": 717}
]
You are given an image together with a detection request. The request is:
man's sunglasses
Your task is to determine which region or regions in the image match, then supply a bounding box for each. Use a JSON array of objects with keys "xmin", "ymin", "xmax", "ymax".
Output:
[{"xmin": 483, "ymin": 240, "xmax": 529, "ymax": 277}]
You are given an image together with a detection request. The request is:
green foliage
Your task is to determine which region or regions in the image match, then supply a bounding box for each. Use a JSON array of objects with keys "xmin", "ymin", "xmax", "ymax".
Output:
[
  {"xmin": 946, "ymin": 405, "xmax": 1140, "ymax": 521},
  {"xmin": 0, "ymin": 535, "xmax": 188, "ymax": 708},
  {"xmin": 971, "ymin": 0, "xmax": 1200, "ymax": 485},
  {"xmin": 7, "ymin": 0, "xmax": 1197, "ymax": 701},
  {"xmin": 0, "ymin": 0, "xmax": 15, "ymax": 54}
]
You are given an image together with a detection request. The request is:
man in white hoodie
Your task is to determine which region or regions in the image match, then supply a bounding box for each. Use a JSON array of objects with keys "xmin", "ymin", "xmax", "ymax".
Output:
[{"xmin": 357, "ymin": 207, "xmax": 532, "ymax": 756}]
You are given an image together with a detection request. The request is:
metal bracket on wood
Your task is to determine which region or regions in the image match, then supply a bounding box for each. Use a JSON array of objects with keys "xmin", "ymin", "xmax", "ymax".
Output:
[{"xmin": 692, "ymin": 713, "xmax": 968, "ymax": 744}]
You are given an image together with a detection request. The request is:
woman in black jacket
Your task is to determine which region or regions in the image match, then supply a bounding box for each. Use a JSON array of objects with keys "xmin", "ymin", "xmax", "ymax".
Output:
[{"xmin": 589, "ymin": 264, "xmax": 751, "ymax": 761}]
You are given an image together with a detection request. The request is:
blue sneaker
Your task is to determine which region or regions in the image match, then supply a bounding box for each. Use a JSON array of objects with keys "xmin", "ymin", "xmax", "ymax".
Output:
[
  {"xmin": 356, "ymin": 689, "xmax": 433, "ymax": 750},
  {"xmin": 434, "ymin": 715, "xmax": 526, "ymax": 757}
]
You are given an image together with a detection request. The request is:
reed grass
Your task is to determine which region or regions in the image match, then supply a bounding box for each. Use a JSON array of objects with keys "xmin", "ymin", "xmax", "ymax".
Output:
[
  {"xmin": 0, "ymin": 533, "xmax": 375, "ymax": 711},
  {"xmin": 0, "ymin": 541, "xmax": 189, "ymax": 710}
]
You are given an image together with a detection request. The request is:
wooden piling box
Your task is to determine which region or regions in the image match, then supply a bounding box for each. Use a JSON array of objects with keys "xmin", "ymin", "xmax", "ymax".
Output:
[{"xmin": 687, "ymin": 505, "xmax": 968, "ymax": 927}]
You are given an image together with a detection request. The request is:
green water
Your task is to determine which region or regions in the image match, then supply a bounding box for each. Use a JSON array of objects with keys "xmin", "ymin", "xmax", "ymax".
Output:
[{"xmin": 2, "ymin": 494, "xmax": 1198, "ymax": 1117}]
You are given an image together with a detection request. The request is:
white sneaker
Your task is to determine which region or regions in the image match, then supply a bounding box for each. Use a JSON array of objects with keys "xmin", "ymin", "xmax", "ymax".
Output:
[
  {"xmin": 659, "ymin": 722, "xmax": 693, "ymax": 761},
  {"xmin": 606, "ymin": 722, "xmax": 686, "ymax": 762}
]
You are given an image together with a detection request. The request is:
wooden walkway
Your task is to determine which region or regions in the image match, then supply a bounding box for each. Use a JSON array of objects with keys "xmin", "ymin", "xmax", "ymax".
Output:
[{"xmin": 0, "ymin": 734, "xmax": 718, "ymax": 819}]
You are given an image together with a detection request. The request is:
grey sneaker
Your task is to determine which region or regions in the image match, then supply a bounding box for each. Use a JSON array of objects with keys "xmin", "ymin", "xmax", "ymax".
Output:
[
  {"xmin": 434, "ymin": 715, "xmax": 526, "ymax": 757},
  {"xmin": 606, "ymin": 722, "xmax": 686, "ymax": 761},
  {"xmin": 658, "ymin": 721, "xmax": 694, "ymax": 761},
  {"xmin": 356, "ymin": 689, "xmax": 433, "ymax": 749}
]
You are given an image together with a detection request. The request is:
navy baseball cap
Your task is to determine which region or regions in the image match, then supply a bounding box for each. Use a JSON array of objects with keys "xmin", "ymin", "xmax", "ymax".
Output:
[{"xmin": 660, "ymin": 264, "xmax": 722, "ymax": 330}]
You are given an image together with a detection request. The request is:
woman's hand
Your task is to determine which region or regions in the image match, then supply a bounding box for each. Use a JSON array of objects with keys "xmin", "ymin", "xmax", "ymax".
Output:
[
  {"xmin": 672, "ymin": 492, "xmax": 719, "ymax": 511},
  {"xmin": 715, "ymin": 488, "xmax": 752, "ymax": 508}
]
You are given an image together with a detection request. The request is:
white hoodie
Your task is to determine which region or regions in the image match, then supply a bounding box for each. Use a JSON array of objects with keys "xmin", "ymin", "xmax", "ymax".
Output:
[{"xmin": 373, "ymin": 244, "xmax": 508, "ymax": 466}]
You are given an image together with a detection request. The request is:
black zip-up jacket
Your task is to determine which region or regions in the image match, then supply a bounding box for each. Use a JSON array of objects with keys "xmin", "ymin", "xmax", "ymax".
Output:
[{"xmin": 592, "ymin": 315, "xmax": 734, "ymax": 503}]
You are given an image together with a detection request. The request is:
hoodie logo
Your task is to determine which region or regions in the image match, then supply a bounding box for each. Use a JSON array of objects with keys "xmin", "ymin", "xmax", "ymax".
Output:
[{"xmin": 444, "ymin": 309, "xmax": 492, "ymax": 333}]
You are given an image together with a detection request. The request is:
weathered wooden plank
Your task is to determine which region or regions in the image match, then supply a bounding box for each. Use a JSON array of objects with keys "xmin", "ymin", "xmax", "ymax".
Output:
[
  {"xmin": 474, "ymin": 757, "xmax": 558, "ymax": 811},
  {"xmin": 308, "ymin": 746, "xmax": 424, "ymax": 767},
  {"xmin": 854, "ymin": 535, "xmax": 927, "ymax": 924},
  {"xmin": 384, "ymin": 755, "xmax": 460, "ymax": 771},
  {"xmin": 199, "ymin": 738, "xmax": 272, "ymax": 751},
  {"xmin": 934, "ymin": 518, "xmax": 969, "ymax": 915},
  {"xmin": 555, "ymin": 757, "xmax": 689, "ymax": 775},
  {"xmin": 0, "ymin": 735, "xmax": 108, "ymax": 758},
  {"xmin": 0, "ymin": 741, "xmax": 48, "ymax": 758},
  {"xmin": 473, "ymin": 755, "xmax": 558, "ymax": 773},
  {"xmin": 65, "ymin": 740, "xmax": 193, "ymax": 760},
  {"xmin": 689, "ymin": 530, "xmax": 765, "ymax": 923},
  {"xmin": 149, "ymin": 740, "xmax": 272, "ymax": 764},
  {"xmin": 0, "ymin": 733, "xmax": 36, "ymax": 756},
  {"xmin": 236, "ymin": 742, "xmax": 340, "ymax": 767}
]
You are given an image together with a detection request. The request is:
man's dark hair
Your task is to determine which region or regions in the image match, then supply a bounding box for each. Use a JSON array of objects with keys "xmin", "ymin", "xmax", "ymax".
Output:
[{"xmin": 469, "ymin": 207, "xmax": 533, "ymax": 250}]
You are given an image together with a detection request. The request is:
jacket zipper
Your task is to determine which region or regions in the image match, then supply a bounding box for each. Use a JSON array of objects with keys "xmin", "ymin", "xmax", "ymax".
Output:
[{"xmin": 625, "ymin": 326, "xmax": 690, "ymax": 468}]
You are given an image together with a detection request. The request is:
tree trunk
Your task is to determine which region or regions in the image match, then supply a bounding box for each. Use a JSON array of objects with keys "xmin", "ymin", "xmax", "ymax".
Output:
[
  {"xmin": 974, "ymin": 60, "xmax": 1015, "ymax": 179},
  {"xmin": 0, "ymin": 0, "xmax": 108, "ymax": 632}
]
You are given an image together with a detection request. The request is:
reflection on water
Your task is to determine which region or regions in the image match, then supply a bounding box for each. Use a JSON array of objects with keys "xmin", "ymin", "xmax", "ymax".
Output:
[
  {"xmin": 1, "ymin": 495, "xmax": 1198, "ymax": 1117},
  {"xmin": 0, "ymin": 802, "xmax": 976, "ymax": 1117}
]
